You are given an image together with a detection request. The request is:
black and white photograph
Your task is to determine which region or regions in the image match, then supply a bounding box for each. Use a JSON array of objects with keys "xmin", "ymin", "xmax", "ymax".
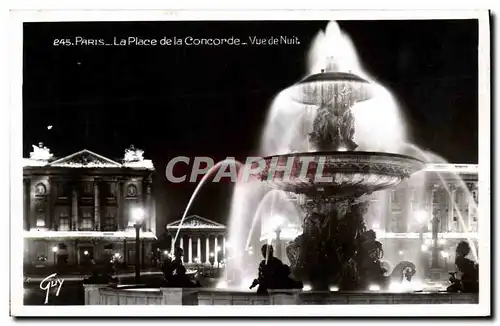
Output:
[{"xmin": 9, "ymin": 9, "xmax": 490, "ymax": 317}]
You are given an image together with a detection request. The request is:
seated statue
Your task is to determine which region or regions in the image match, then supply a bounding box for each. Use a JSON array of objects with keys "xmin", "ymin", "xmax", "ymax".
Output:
[
  {"xmin": 161, "ymin": 247, "xmax": 201, "ymax": 288},
  {"xmin": 447, "ymin": 241, "xmax": 479, "ymax": 293},
  {"xmin": 250, "ymin": 244, "xmax": 303, "ymax": 294}
]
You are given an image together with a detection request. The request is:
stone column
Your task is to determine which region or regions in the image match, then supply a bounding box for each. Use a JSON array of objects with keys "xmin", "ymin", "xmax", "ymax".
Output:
[
  {"xmin": 223, "ymin": 237, "xmax": 226, "ymax": 256},
  {"xmin": 117, "ymin": 180, "xmax": 125, "ymax": 230},
  {"xmin": 205, "ymin": 236, "xmax": 210, "ymax": 264},
  {"xmin": 448, "ymin": 184, "xmax": 456, "ymax": 232},
  {"xmin": 467, "ymin": 183, "xmax": 473, "ymax": 231},
  {"xmin": 385, "ymin": 190, "xmax": 392, "ymax": 232},
  {"xmin": 428, "ymin": 186, "xmax": 436, "ymax": 232},
  {"xmin": 214, "ymin": 236, "xmax": 219, "ymax": 266},
  {"xmin": 188, "ymin": 237, "xmax": 193, "ymax": 263},
  {"xmin": 71, "ymin": 186, "xmax": 78, "ymax": 231},
  {"xmin": 94, "ymin": 180, "xmax": 100, "ymax": 231},
  {"xmin": 170, "ymin": 235, "xmax": 175, "ymax": 252},
  {"xmin": 23, "ymin": 178, "xmax": 30, "ymax": 230},
  {"xmin": 197, "ymin": 237, "xmax": 201, "ymax": 262},
  {"xmin": 180, "ymin": 236, "xmax": 183, "ymax": 250},
  {"xmin": 401, "ymin": 183, "xmax": 411, "ymax": 233},
  {"xmin": 123, "ymin": 239, "xmax": 127, "ymax": 266},
  {"xmin": 431, "ymin": 186, "xmax": 441, "ymax": 269},
  {"xmin": 145, "ymin": 181, "xmax": 152, "ymax": 232},
  {"xmin": 47, "ymin": 178, "xmax": 55, "ymax": 230}
]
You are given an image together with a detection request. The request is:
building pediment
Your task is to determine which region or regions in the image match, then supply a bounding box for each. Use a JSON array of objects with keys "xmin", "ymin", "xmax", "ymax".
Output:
[
  {"xmin": 24, "ymin": 144, "xmax": 154, "ymax": 170},
  {"xmin": 49, "ymin": 149, "xmax": 122, "ymax": 168},
  {"xmin": 167, "ymin": 215, "xmax": 226, "ymax": 229}
]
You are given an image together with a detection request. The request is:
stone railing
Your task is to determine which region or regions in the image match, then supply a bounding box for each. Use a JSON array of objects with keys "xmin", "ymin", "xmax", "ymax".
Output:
[
  {"xmin": 84, "ymin": 285, "xmax": 478, "ymax": 305},
  {"xmin": 83, "ymin": 285, "xmax": 198, "ymax": 305}
]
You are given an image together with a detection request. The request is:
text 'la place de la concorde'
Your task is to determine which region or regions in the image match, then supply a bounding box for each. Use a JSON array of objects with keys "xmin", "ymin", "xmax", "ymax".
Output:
[{"xmin": 60, "ymin": 35, "xmax": 301, "ymax": 47}]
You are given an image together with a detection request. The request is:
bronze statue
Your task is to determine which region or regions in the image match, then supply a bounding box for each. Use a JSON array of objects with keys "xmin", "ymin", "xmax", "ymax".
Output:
[
  {"xmin": 161, "ymin": 247, "xmax": 200, "ymax": 288},
  {"xmin": 447, "ymin": 241, "xmax": 479, "ymax": 293},
  {"xmin": 250, "ymin": 244, "xmax": 303, "ymax": 294}
]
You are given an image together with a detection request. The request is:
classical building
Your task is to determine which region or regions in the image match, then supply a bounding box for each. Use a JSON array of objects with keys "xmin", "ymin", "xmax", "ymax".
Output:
[
  {"xmin": 259, "ymin": 163, "xmax": 479, "ymax": 275},
  {"xmin": 156, "ymin": 215, "xmax": 227, "ymax": 267},
  {"xmin": 23, "ymin": 143, "xmax": 156, "ymax": 270}
]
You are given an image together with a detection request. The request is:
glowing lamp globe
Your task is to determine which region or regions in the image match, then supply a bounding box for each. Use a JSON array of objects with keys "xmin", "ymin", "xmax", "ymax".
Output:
[
  {"xmin": 415, "ymin": 210, "xmax": 427, "ymax": 224},
  {"xmin": 132, "ymin": 207, "xmax": 145, "ymax": 224}
]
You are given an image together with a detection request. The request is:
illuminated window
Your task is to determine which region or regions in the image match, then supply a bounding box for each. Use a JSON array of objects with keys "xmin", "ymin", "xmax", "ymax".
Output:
[
  {"xmin": 80, "ymin": 218, "xmax": 93, "ymax": 231},
  {"xmin": 103, "ymin": 213, "xmax": 116, "ymax": 231},
  {"xmin": 59, "ymin": 218, "xmax": 70, "ymax": 231},
  {"xmin": 36, "ymin": 217, "xmax": 45, "ymax": 227},
  {"xmin": 58, "ymin": 210, "xmax": 70, "ymax": 231}
]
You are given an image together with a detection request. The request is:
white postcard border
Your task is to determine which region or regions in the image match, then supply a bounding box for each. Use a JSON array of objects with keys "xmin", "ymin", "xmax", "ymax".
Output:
[{"xmin": 9, "ymin": 9, "xmax": 491, "ymax": 317}]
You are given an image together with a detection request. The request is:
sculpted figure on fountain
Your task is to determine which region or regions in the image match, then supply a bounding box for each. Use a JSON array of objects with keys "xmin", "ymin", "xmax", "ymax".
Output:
[
  {"xmin": 250, "ymin": 244, "xmax": 303, "ymax": 294},
  {"xmin": 284, "ymin": 197, "xmax": 417, "ymax": 291},
  {"xmin": 309, "ymin": 100, "xmax": 357, "ymax": 152},
  {"xmin": 447, "ymin": 241, "xmax": 479, "ymax": 293},
  {"xmin": 161, "ymin": 247, "xmax": 201, "ymax": 288}
]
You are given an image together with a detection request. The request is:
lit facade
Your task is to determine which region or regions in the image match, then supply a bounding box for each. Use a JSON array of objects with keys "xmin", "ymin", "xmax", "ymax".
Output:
[
  {"xmin": 157, "ymin": 215, "xmax": 227, "ymax": 267},
  {"xmin": 23, "ymin": 144, "xmax": 156, "ymax": 271}
]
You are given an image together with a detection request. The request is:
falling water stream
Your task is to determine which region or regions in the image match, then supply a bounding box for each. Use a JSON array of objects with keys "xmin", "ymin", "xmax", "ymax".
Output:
[
  {"xmin": 172, "ymin": 159, "xmax": 243, "ymax": 247},
  {"xmin": 244, "ymin": 189, "xmax": 301, "ymax": 252},
  {"xmin": 404, "ymin": 143, "xmax": 479, "ymax": 262}
]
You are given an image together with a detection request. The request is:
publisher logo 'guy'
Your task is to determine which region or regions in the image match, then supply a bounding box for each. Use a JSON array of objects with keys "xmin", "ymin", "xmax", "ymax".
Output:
[{"xmin": 39, "ymin": 273, "xmax": 64, "ymax": 304}]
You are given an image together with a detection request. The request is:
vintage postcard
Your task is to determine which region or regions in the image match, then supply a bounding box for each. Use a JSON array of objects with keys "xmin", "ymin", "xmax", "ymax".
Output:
[{"xmin": 9, "ymin": 9, "xmax": 490, "ymax": 317}]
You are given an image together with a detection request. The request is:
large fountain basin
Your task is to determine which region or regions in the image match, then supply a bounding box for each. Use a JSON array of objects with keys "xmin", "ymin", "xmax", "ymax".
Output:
[{"xmin": 252, "ymin": 151, "xmax": 425, "ymax": 197}]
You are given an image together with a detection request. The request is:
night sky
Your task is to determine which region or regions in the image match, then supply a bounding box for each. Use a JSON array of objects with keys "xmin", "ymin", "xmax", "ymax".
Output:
[{"xmin": 22, "ymin": 20, "xmax": 479, "ymax": 231}]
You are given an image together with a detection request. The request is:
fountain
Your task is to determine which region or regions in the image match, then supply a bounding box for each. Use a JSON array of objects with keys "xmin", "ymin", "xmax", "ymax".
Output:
[
  {"xmin": 249, "ymin": 70, "xmax": 424, "ymax": 291},
  {"xmin": 226, "ymin": 21, "xmax": 478, "ymax": 294}
]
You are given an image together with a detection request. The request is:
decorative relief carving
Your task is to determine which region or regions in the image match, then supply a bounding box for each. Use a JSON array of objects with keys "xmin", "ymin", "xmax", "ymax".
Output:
[
  {"xmin": 168, "ymin": 216, "xmax": 226, "ymax": 229},
  {"xmin": 35, "ymin": 183, "xmax": 46, "ymax": 196},
  {"xmin": 126, "ymin": 184, "xmax": 138, "ymax": 197}
]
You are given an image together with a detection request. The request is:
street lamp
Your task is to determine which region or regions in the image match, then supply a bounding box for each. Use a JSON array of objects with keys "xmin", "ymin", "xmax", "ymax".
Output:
[
  {"xmin": 441, "ymin": 250, "xmax": 449, "ymax": 270},
  {"xmin": 209, "ymin": 252, "xmax": 215, "ymax": 267},
  {"xmin": 132, "ymin": 207, "xmax": 145, "ymax": 284},
  {"xmin": 216, "ymin": 246, "xmax": 221, "ymax": 268},
  {"xmin": 52, "ymin": 246, "xmax": 58, "ymax": 266},
  {"xmin": 270, "ymin": 215, "xmax": 284, "ymax": 260}
]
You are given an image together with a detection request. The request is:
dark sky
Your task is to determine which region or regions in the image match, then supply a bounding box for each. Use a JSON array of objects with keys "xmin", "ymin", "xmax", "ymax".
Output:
[{"xmin": 22, "ymin": 20, "xmax": 479, "ymax": 230}]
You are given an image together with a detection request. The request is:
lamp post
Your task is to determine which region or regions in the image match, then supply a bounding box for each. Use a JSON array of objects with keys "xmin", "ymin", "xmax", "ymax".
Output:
[
  {"xmin": 431, "ymin": 215, "xmax": 441, "ymax": 269},
  {"xmin": 216, "ymin": 246, "xmax": 221, "ymax": 268},
  {"xmin": 52, "ymin": 246, "xmax": 58, "ymax": 266},
  {"xmin": 270, "ymin": 215, "xmax": 284, "ymax": 261},
  {"xmin": 132, "ymin": 207, "xmax": 145, "ymax": 284},
  {"xmin": 441, "ymin": 250, "xmax": 449, "ymax": 271}
]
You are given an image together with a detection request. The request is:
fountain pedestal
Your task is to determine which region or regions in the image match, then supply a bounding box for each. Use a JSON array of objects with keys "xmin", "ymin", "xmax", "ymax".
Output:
[{"xmin": 286, "ymin": 197, "xmax": 386, "ymax": 291}]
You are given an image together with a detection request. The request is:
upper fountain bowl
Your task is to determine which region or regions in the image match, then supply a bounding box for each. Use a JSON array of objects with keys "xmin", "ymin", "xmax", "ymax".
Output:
[
  {"xmin": 251, "ymin": 151, "xmax": 425, "ymax": 197},
  {"xmin": 288, "ymin": 71, "xmax": 374, "ymax": 106}
]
